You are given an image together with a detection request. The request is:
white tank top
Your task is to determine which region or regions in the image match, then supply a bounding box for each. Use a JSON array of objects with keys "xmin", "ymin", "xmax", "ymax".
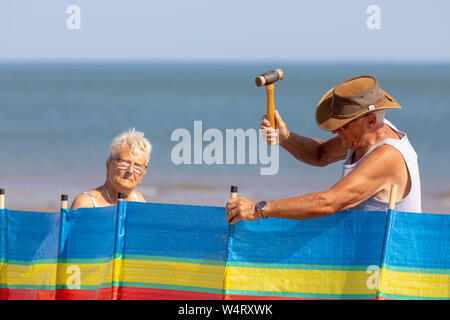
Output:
[
  {"xmin": 341, "ymin": 119, "xmax": 422, "ymax": 213},
  {"xmin": 82, "ymin": 190, "xmax": 138, "ymax": 207}
]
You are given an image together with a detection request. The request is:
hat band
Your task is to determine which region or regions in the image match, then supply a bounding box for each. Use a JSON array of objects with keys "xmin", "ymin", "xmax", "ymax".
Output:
[
  {"xmin": 331, "ymin": 109, "xmax": 366, "ymax": 119},
  {"xmin": 330, "ymin": 96, "xmax": 388, "ymax": 119}
]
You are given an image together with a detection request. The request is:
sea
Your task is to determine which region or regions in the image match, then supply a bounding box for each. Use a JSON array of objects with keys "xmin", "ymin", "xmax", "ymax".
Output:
[{"xmin": 1, "ymin": 63, "xmax": 449, "ymax": 213}]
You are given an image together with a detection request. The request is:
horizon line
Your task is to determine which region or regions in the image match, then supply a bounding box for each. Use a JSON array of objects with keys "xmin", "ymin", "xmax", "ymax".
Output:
[{"xmin": 1, "ymin": 59, "xmax": 450, "ymax": 65}]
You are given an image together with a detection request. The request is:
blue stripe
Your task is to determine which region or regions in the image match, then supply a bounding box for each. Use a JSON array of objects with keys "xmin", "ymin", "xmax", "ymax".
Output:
[
  {"xmin": 383, "ymin": 211, "xmax": 450, "ymax": 269},
  {"xmin": 114, "ymin": 199, "xmax": 127, "ymax": 257},
  {"xmin": 123, "ymin": 202, "xmax": 228, "ymax": 262},
  {"xmin": 0, "ymin": 209, "xmax": 7, "ymax": 260},
  {"xmin": 58, "ymin": 206, "xmax": 117, "ymax": 260},
  {"xmin": 230, "ymin": 210, "xmax": 387, "ymax": 266},
  {"xmin": 7, "ymin": 210, "xmax": 60, "ymax": 261}
]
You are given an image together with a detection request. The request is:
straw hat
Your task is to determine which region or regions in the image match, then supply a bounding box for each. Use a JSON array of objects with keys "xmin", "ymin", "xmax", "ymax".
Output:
[{"xmin": 315, "ymin": 75, "xmax": 401, "ymax": 131}]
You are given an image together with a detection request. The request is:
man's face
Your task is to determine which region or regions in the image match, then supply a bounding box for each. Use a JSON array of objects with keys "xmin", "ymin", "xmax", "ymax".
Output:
[{"xmin": 332, "ymin": 116, "xmax": 367, "ymax": 150}]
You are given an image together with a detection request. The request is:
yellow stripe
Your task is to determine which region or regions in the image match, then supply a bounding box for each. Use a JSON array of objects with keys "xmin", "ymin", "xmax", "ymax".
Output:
[
  {"xmin": 119, "ymin": 259, "xmax": 225, "ymax": 289},
  {"xmin": 0, "ymin": 263, "xmax": 6, "ymax": 284},
  {"xmin": 11, "ymin": 260, "xmax": 447, "ymax": 298},
  {"xmin": 116, "ymin": 260, "xmax": 375, "ymax": 295},
  {"xmin": 112, "ymin": 259, "xmax": 122, "ymax": 283},
  {"xmin": 56, "ymin": 259, "xmax": 225, "ymax": 289},
  {"xmin": 226, "ymin": 266, "xmax": 375, "ymax": 294},
  {"xmin": 1, "ymin": 262, "xmax": 113, "ymax": 287},
  {"xmin": 380, "ymin": 269, "xmax": 450, "ymax": 298},
  {"xmin": 3, "ymin": 260, "xmax": 377, "ymax": 295},
  {"xmin": 56, "ymin": 261, "xmax": 113, "ymax": 286},
  {"xmin": 2, "ymin": 263, "xmax": 57, "ymax": 286}
]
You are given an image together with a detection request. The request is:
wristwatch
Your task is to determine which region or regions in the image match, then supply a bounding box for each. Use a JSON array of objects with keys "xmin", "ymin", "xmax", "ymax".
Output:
[{"xmin": 255, "ymin": 201, "xmax": 268, "ymax": 219}]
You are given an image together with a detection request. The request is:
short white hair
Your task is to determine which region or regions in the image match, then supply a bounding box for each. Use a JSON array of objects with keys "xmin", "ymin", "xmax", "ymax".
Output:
[{"xmin": 108, "ymin": 128, "xmax": 152, "ymax": 164}]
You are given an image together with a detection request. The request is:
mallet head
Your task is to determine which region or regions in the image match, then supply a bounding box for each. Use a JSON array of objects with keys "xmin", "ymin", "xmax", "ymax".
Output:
[{"xmin": 255, "ymin": 69, "xmax": 284, "ymax": 87}]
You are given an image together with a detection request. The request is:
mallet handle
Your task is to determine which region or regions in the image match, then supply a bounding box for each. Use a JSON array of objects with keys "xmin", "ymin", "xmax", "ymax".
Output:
[
  {"xmin": 265, "ymin": 83, "xmax": 276, "ymax": 127},
  {"xmin": 265, "ymin": 83, "xmax": 276, "ymax": 145}
]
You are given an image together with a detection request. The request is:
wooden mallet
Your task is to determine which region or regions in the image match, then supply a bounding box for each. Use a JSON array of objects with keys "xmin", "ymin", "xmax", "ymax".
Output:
[{"xmin": 255, "ymin": 69, "xmax": 284, "ymax": 144}]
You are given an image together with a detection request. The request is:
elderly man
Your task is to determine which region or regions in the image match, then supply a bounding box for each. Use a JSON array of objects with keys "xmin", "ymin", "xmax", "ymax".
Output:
[
  {"xmin": 226, "ymin": 75, "xmax": 421, "ymax": 224},
  {"xmin": 71, "ymin": 128, "xmax": 151, "ymax": 209}
]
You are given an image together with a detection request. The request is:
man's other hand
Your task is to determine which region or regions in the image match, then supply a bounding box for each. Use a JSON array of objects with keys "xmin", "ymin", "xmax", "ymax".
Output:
[{"xmin": 260, "ymin": 110, "xmax": 290, "ymax": 145}]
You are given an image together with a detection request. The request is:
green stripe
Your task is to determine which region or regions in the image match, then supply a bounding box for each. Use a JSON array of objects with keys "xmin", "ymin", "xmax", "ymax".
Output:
[
  {"xmin": 378, "ymin": 292, "xmax": 450, "ymax": 300},
  {"xmin": 121, "ymin": 255, "xmax": 368, "ymax": 270},
  {"xmin": 0, "ymin": 257, "xmax": 113, "ymax": 266},
  {"xmin": 381, "ymin": 263, "xmax": 450, "ymax": 275},
  {"xmin": 120, "ymin": 255, "xmax": 227, "ymax": 267},
  {"xmin": 58, "ymin": 257, "xmax": 112, "ymax": 264},
  {"xmin": 55, "ymin": 283, "xmax": 113, "ymax": 290},
  {"xmin": 121, "ymin": 256, "xmax": 373, "ymax": 271},
  {"xmin": 224, "ymin": 289, "xmax": 375, "ymax": 300},
  {"xmin": 227, "ymin": 261, "xmax": 369, "ymax": 271},
  {"xmin": 0, "ymin": 258, "xmax": 58, "ymax": 266},
  {"xmin": 0, "ymin": 284, "xmax": 56, "ymax": 290},
  {"xmin": 0, "ymin": 283, "xmax": 113, "ymax": 291}
]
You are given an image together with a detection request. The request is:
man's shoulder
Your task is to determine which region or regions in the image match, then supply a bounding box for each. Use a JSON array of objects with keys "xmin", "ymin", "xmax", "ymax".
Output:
[
  {"xmin": 360, "ymin": 144, "xmax": 405, "ymax": 173},
  {"xmin": 367, "ymin": 144, "xmax": 403, "ymax": 160}
]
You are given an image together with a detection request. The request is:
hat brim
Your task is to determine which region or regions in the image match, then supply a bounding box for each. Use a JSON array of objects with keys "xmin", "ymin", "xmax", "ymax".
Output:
[{"xmin": 315, "ymin": 86, "xmax": 402, "ymax": 131}]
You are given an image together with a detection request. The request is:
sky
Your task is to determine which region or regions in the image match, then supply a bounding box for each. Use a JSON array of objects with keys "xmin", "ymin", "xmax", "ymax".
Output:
[{"xmin": 0, "ymin": 0, "xmax": 449, "ymax": 63}]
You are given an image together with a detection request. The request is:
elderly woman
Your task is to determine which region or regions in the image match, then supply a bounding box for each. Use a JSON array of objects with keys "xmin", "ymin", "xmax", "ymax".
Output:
[{"xmin": 71, "ymin": 128, "xmax": 152, "ymax": 209}]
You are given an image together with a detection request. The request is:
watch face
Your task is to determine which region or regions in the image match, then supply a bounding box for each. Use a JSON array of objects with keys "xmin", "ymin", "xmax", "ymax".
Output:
[{"xmin": 257, "ymin": 201, "xmax": 267, "ymax": 210}]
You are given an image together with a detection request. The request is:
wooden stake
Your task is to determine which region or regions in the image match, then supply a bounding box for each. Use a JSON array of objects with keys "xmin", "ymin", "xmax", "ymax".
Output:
[
  {"xmin": 61, "ymin": 194, "xmax": 68, "ymax": 209},
  {"xmin": 0, "ymin": 188, "xmax": 4, "ymax": 210},
  {"xmin": 230, "ymin": 186, "xmax": 238, "ymax": 199},
  {"xmin": 388, "ymin": 184, "xmax": 398, "ymax": 210}
]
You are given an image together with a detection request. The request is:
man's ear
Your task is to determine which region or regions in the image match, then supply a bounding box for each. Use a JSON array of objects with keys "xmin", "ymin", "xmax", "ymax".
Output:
[{"xmin": 366, "ymin": 113, "xmax": 377, "ymax": 128}]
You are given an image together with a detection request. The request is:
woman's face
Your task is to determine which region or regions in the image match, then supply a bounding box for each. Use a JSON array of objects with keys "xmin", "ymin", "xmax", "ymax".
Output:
[{"xmin": 106, "ymin": 147, "xmax": 148, "ymax": 192}]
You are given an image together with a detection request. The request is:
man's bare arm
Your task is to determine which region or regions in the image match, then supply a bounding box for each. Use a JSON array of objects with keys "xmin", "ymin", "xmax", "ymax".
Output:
[
  {"xmin": 261, "ymin": 111, "xmax": 347, "ymax": 167},
  {"xmin": 280, "ymin": 133, "xmax": 347, "ymax": 167},
  {"xmin": 263, "ymin": 145, "xmax": 402, "ymax": 220}
]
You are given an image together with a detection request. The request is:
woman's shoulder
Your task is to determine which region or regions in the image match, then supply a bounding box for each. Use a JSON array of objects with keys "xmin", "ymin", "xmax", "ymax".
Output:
[
  {"xmin": 71, "ymin": 187, "xmax": 102, "ymax": 209},
  {"xmin": 133, "ymin": 189, "xmax": 146, "ymax": 202}
]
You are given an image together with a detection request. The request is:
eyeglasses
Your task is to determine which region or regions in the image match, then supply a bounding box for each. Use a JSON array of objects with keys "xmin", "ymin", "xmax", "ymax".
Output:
[{"xmin": 112, "ymin": 158, "xmax": 147, "ymax": 175}]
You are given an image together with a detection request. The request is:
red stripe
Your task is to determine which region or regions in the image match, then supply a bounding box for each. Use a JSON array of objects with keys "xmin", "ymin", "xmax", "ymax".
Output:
[
  {"xmin": 226, "ymin": 294, "xmax": 325, "ymax": 300},
  {"xmin": 55, "ymin": 288, "xmax": 112, "ymax": 300},
  {"xmin": 0, "ymin": 288, "xmax": 56, "ymax": 300},
  {"xmin": 0, "ymin": 288, "xmax": 113, "ymax": 300},
  {"xmin": 1, "ymin": 288, "xmax": 375, "ymax": 300},
  {"xmin": 375, "ymin": 295, "xmax": 392, "ymax": 300},
  {"xmin": 119, "ymin": 287, "xmax": 223, "ymax": 300},
  {"xmin": 226, "ymin": 294, "xmax": 374, "ymax": 300}
]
